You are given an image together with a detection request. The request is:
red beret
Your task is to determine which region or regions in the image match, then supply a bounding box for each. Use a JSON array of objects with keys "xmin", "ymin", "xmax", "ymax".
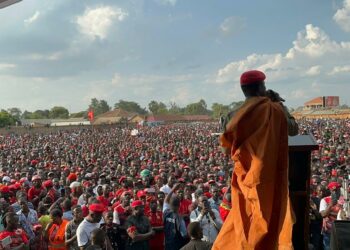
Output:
[
  {"xmin": 89, "ymin": 203, "xmax": 104, "ymax": 213},
  {"xmin": 67, "ymin": 173, "xmax": 77, "ymax": 181},
  {"xmin": 43, "ymin": 180, "xmax": 53, "ymax": 188},
  {"xmin": 32, "ymin": 175, "xmax": 42, "ymax": 181},
  {"xmin": 131, "ymin": 200, "xmax": 144, "ymax": 208},
  {"xmin": 0, "ymin": 186, "xmax": 10, "ymax": 193},
  {"xmin": 137, "ymin": 190, "xmax": 146, "ymax": 198},
  {"xmin": 240, "ymin": 70, "xmax": 266, "ymax": 86},
  {"xmin": 119, "ymin": 176, "xmax": 127, "ymax": 184},
  {"xmin": 178, "ymin": 178, "xmax": 185, "ymax": 183},
  {"xmin": 328, "ymin": 182, "xmax": 341, "ymax": 190}
]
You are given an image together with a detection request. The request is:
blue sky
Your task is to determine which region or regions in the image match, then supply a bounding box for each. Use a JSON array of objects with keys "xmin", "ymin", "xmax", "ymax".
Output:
[{"xmin": 0, "ymin": 0, "xmax": 350, "ymax": 112}]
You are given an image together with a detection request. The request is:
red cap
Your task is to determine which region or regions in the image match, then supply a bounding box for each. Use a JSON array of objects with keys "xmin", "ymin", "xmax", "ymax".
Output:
[
  {"xmin": 328, "ymin": 182, "xmax": 341, "ymax": 190},
  {"xmin": 240, "ymin": 70, "xmax": 266, "ymax": 86},
  {"xmin": 32, "ymin": 175, "xmax": 42, "ymax": 181},
  {"xmin": 0, "ymin": 186, "xmax": 10, "ymax": 193},
  {"xmin": 43, "ymin": 180, "xmax": 53, "ymax": 188},
  {"xmin": 137, "ymin": 190, "xmax": 146, "ymax": 198},
  {"xmin": 119, "ymin": 176, "xmax": 127, "ymax": 184},
  {"xmin": 131, "ymin": 200, "xmax": 144, "ymax": 208},
  {"xmin": 89, "ymin": 203, "xmax": 104, "ymax": 213},
  {"xmin": 178, "ymin": 178, "xmax": 185, "ymax": 183},
  {"xmin": 67, "ymin": 173, "xmax": 77, "ymax": 181}
]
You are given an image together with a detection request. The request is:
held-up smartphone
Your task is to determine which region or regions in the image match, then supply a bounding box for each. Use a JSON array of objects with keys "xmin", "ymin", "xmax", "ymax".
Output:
[
  {"xmin": 331, "ymin": 192, "xmax": 338, "ymax": 204},
  {"xmin": 0, "ymin": 236, "xmax": 11, "ymax": 248}
]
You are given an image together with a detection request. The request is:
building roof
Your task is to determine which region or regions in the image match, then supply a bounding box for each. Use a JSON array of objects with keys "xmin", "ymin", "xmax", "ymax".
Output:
[
  {"xmin": 21, "ymin": 118, "xmax": 87, "ymax": 125},
  {"xmin": 147, "ymin": 115, "xmax": 184, "ymax": 122},
  {"xmin": 95, "ymin": 108, "xmax": 137, "ymax": 118},
  {"xmin": 182, "ymin": 115, "xmax": 212, "ymax": 121},
  {"xmin": 146, "ymin": 114, "xmax": 213, "ymax": 122},
  {"xmin": 304, "ymin": 97, "xmax": 323, "ymax": 106}
]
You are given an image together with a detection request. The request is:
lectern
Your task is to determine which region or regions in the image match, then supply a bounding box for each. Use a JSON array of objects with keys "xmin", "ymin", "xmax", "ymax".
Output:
[{"xmin": 288, "ymin": 135, "xmax": 319, "ymax": 250}]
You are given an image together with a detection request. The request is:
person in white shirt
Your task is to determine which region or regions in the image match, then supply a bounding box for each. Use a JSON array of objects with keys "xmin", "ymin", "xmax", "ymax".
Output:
[
  {"xmin": 76, "ymin": 203, "xmax": 104, "ymax": 249},
  {"xmin": 190, "ymin": 195, "xmax": 222, "ymax": 243},
  {"xmin": 160, "ymin": 175, "xmax": 176, "ymax": 195}
]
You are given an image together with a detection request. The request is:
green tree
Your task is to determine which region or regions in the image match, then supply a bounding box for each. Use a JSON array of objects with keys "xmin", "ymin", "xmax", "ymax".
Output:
[
  {"xmin": 70, "ymin": 111, "xmax": 87, "ymax": 118},
  {"xmin": 22, "ymin": 110, "xmax": 32, "ymax": 119},
  {"xmin": 33, "ymin": 110, "xmax": 50, "ymax": 119},
  {"xmin": 184, "ymin": 99, "xmax": 210, "ymax": 115},
  {"xmin": 148, "ymin": 101, "xmax": 168, "ymax": 114},
  {"xmin": 211, "ymin": 103, "xmax": 230, "ymax": 118},
  {"xmin": 50, "ymin": 106, "xmax": 69, "ymax": 119},
  {"xmin": 168, "ymin": 102, "xmax": 184, "ymax": 114},
  {"xmin": 114, "ymin": 100, "xmax": 147, "ymax": 114},
  {"xmin": 7, "ymin": 107, "xmax": 22, "ymax": 120},
  {"xmin": 229, "ymin": 101, "xmax": 245, "ymax": 111},
  {"xmin": 0, "ymin": 111, "xmax": 16, "ymax": 127},
  {"xmin": 89, "ymin": 98, "xmax": 111, "ymax": 116}
]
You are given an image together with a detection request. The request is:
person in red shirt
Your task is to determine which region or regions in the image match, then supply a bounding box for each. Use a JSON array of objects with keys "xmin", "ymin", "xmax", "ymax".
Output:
[
  {"xmin": 177, "ymin": 188, "xmax": 192, "ymax": 226},
  {"xmin": 69, "ymin": 182, "xmax": 83, "ymax": 207},
  {"xmin": 97, "ymin": 185, "xmax": 112, "ymax": 209},
  {"xmin": 115, "ymin": 176, "xmax": 131, "ymax": 199},
  {"xmin": 28, "ymin": 175, "xmax": 46, "ymax": 209},
  {"xmin": 0, "ymin": 212, "xmax": 29, "ymax": 249},
  {"xmin": 43, "ymin": 180, "xmax": 59, "ymax": 203},
  {"xmin": 219, "ymin": 191, "xmax": 231, "ymax": 222},
  {"xmin": 113, "ymin": 191, "xmax": 132, "ymax": 250},
  {"xmin": 147, "ymin": 199, "xmax": 164, "ymax": 250}
]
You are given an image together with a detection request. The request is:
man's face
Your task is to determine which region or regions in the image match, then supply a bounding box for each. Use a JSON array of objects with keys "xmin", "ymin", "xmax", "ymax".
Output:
[
  {"xmin": 157, "ymin": 193, "xmax": 165, "ymax": 203},
  {"xmin": 198, "ymin": 196, "xmax": 209, "ymax": 209},
  {"xmin": 19, "ymin": 200, "xmax": 29, "ymax": 212},
  {"xmin": 33, "ymin": 180, "xmax": 42, "ymax": 188},
  {"xmin": 258, "ymin": 83, "xmax": 267, "ymax": 96},
  {"xmin": 168, "ymin": 176, "xmax": 176, "ymax": 186},
  {"xmin": 135, "ymin": 205, "xmax": 144, "ymax": 216},
  {"xmin": 91, "ymin": 212, "xmax": 103, "ymax": 223},
  {"xmin": 73, "ymin": 207, "xmax": 83, "ymax": 221},
  {"xmin": 211, "ymin": 187, "xmax": 220, "ymax": 199}
]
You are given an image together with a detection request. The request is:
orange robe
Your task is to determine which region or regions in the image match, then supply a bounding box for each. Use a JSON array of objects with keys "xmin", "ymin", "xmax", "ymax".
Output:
[{"xmin": 212, "ymin": 97, "xmax": 295, "ymax": 250}]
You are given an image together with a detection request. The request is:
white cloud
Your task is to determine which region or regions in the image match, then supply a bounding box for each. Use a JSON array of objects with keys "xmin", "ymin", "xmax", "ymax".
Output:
[
  {"xmin": 24, "ymin": 11, "xmax": 40, "ymax": 25},
  {"xmin": 25, "ymin": 52, "xmax": 62, "ymax": 61},
  {"xmin": 0, "ymin": 63, "xmax": 16, "ymax": 70},
  {"xmin": 155, "ymin": 0, "xmax": 177, "ymax": 6},
  {"xmin": 219, "ymin": 16, "xmax": 245, "ymax": 36},
  {"xmin": 305, "ymin": 65, "xmax": 321, "ymax": 76},
  {"xmin": 216, "ymin": 24, "xmax": 350, "ymax": 85},
  {"xmin": 76, "ymin": 6, "xmax": 128, "ymax": 40},
  {"xmin": 334, "ymin": 0, "xmax": 350, "ymax": 32},
  {"xmin": 291, "ymin": 89, "xmax": 307, "ymax": 99},
  {"xmin": 329, "ymin": 65, "xmax": 350, "ymax": 75}
]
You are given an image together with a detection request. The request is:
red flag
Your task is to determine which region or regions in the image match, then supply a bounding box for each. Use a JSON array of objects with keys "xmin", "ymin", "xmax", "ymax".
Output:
[{"xmin": 88, "ymin": 110, "xmax": 94, "ymax": 121}]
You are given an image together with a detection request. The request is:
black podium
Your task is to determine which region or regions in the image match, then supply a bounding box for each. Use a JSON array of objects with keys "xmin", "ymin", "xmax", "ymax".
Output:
[{"xmin": 288, "ymin": 135, "xmax": 318, "ymax": 250}]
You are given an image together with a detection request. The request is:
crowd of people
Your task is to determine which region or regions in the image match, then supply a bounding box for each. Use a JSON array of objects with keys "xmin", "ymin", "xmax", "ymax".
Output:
[{"xmin": 0, "ymin": 119, "xmax": 348, "ymax": 250}]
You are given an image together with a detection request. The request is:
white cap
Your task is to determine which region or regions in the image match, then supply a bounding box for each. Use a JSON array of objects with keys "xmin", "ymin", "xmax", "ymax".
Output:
[{"xmin": 2, "ymin": 176, "xmax": 11, "ymax": 183}]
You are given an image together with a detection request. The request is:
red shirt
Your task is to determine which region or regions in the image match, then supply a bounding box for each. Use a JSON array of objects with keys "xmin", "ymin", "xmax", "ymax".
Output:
[
  {"xmin": 0, "ymin": 229, "xmax": 29, "ymax": 248},
  {"xmin": 148, "ymin": 211, "xmax": 164, "ymax": 250},
  {"xmin": 179, "ymin": 199, "xmax": 192, "ymax": 216},
  {"xmin": 28, "ymin": 186, "xmax": 44, "ymax": 207},
  {"xmin": 219, "ymin": 201, "xmax": 231, "ymax": 222},
  {"xmin": 97, "ymin": 196, "xmax": 110, "ymax": 209}
]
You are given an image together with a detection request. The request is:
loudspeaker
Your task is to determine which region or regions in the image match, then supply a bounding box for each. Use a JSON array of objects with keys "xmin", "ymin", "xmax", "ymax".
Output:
[{"xmin": 330, "ymin": 220, "xmax": 350, "ymax": 250}]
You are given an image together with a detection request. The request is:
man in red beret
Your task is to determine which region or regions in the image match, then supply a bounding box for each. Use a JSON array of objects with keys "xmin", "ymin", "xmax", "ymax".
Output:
[
  {"xmin": 76, "ymin": 203, "xmax": 105, "ymax": 249},
  {"xmin": 28, "ymin": 175, "xmax": 46, "ymax": 209},
  {"xmin": 115, "ymin": 176, "xmax": 131, "ymax": 199},
  {"xmin": 214, "ymin": 70, "xmax": 298, "ymax": 250},
  {"xmin": 319, "ymin": 181, "xmax": 343, "ymax": 249},
  {"xmin": 125, "ymin": 200, "xmax": 155, "ymax": 250}
]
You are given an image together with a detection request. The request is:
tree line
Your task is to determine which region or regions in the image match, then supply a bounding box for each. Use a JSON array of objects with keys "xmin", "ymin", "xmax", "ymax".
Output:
[{"xmin": 0, "ymin": 98, "xmax": 244, "ymax": 127}]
